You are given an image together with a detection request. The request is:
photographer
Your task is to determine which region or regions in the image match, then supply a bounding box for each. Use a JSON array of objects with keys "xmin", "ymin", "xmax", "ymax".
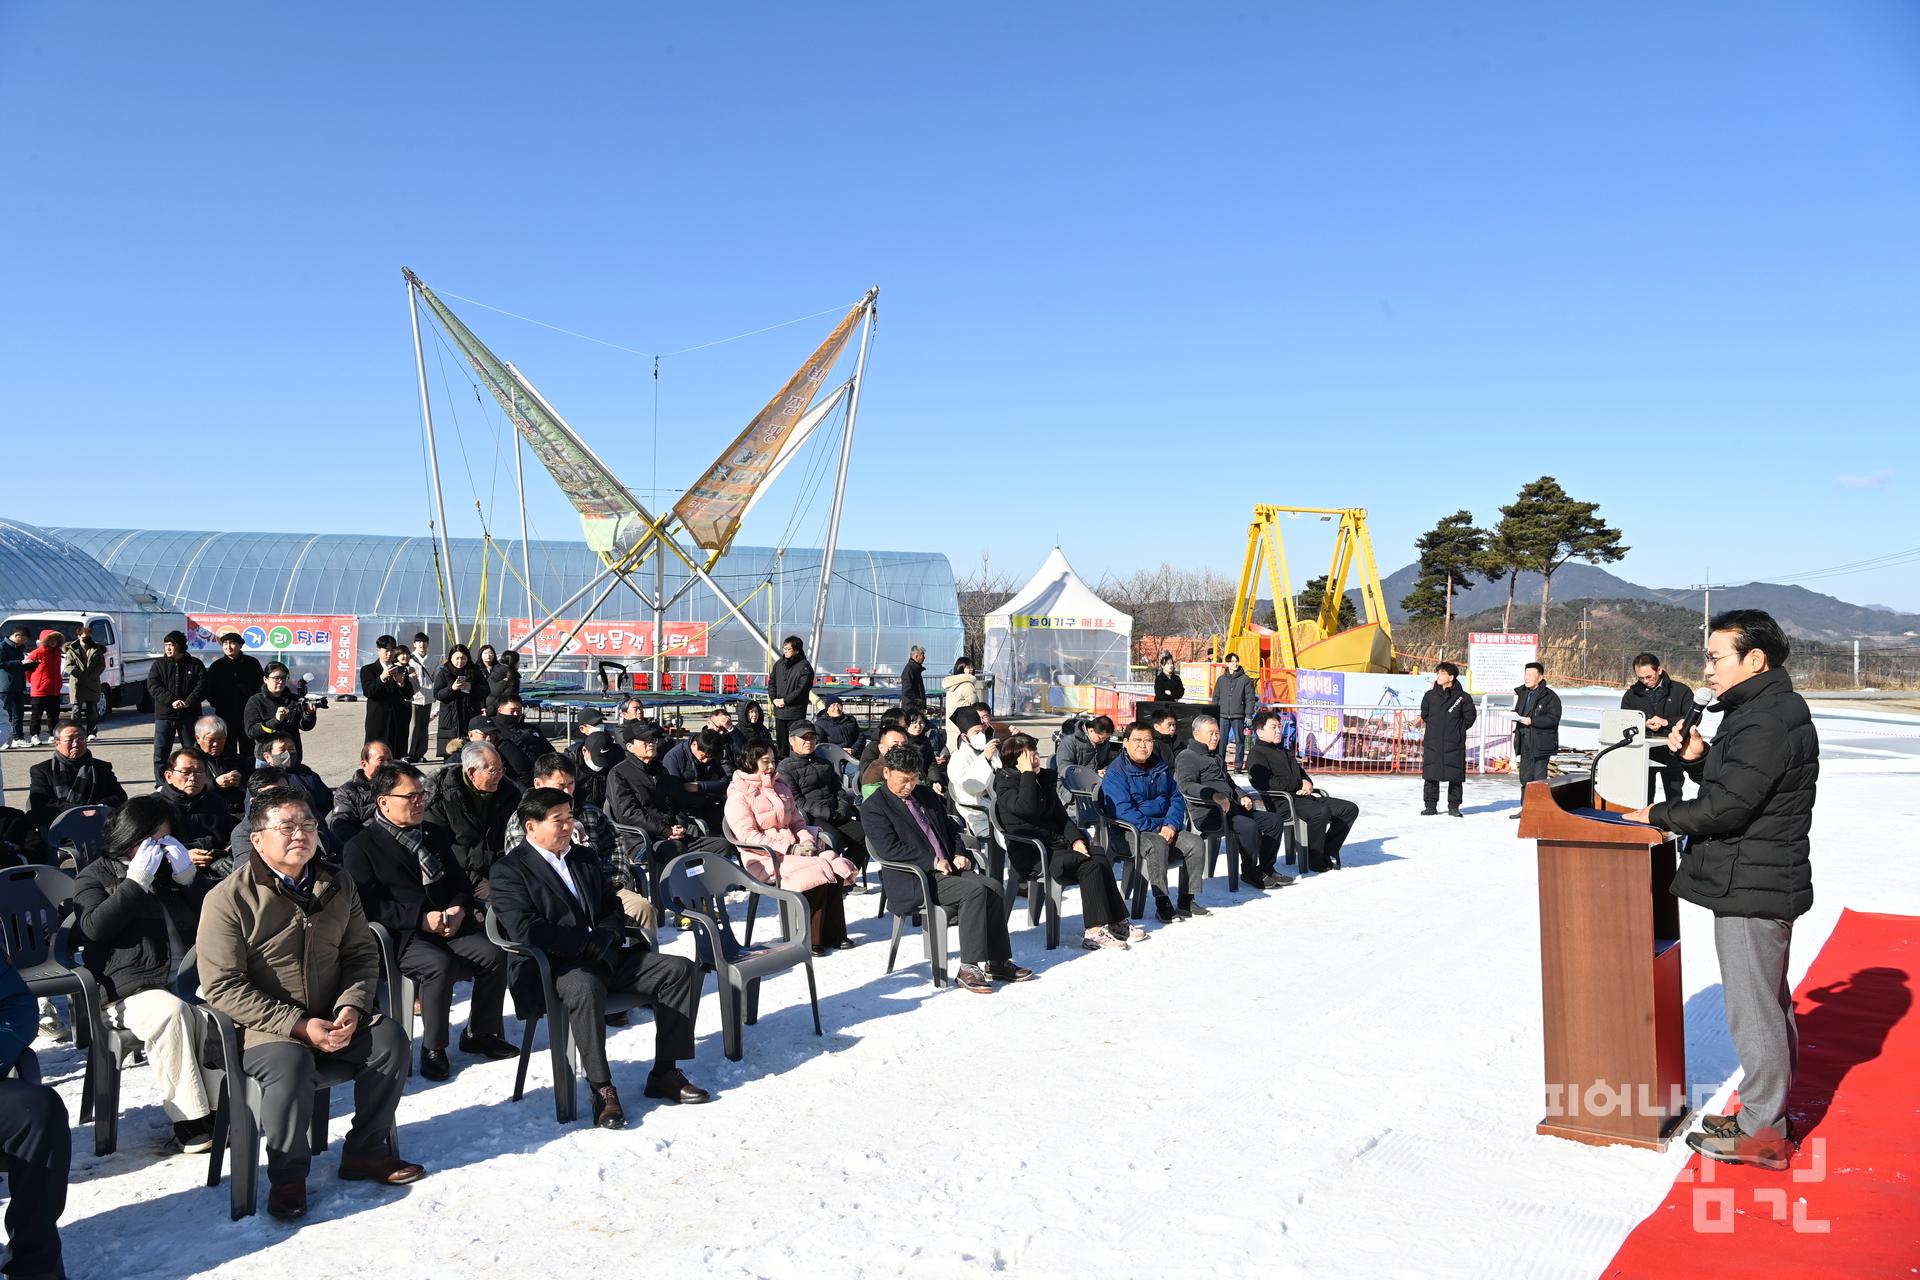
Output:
[
  {"xmin": 1625, "ymin": 610, "xmax": 1817, "ymax": 1171},
  {"xmin": 244, "ymin": 663, "xmax": 317, "ymax": 766},
  {"xmin": 360, "ymin": 635, "xmax": 414, "ymax": 748},
  {"xmin": 432, "ymin": 643, "xmax": 486, "ymax": 759}
]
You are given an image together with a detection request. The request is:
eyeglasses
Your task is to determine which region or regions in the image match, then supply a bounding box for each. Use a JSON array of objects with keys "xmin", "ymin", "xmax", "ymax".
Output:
[
  {"xmin": 381, "ymin": 790, "xmax": 426, "ymax": 804},
  {"xmin": 264, "ymin": 820, "xmax": 319, "ymax": 838},
  {"xmin": 1704, "ymin": 651, "xmax": 1741, "ymax": 667}
]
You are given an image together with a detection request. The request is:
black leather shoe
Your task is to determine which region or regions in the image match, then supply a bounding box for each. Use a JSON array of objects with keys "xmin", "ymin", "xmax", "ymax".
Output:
[
  {"xmin": 1153, "ymin": 897, "xmax": 1178, "ymax": 923},
  {"xmin": 833, "ymin": 938, "xmax": 857, "ymax": 950},
  {"xmin": 458, "ymin": 1030, "xmax": 518, "ymax": 1060},
  {"xmin": 1420, "ymin": 808, "xmax": 1438, "ymax": 816},
  {"xmin": 267, "ymin": 1179, "xmax": 308, "ymax": 1221},
  {"xmin": 986, "ymin": 961, "xmax": 1035, "ymax": 983},
  {"xmin": 591, "ymin": 1082, "xmax": 625, "ymax": 1130},
  {"xmin": 643, "ymin": 1067, "xmax": 711, "ymax": 1105},
  {"xmin": 420, "ymin": 1048, "xmax": 451, "ymax": 1081}
]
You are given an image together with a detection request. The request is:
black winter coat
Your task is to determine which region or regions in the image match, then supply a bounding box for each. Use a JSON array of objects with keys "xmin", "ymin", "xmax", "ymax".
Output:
[
  {"xmin": 489, "ymin": 841, "xmax": 636, "ymax": 1016},
  {"xmin": 433, "ymin": 663, "xmax": 487, "ymax": 749},
  {"xmin": 779, "ymin": 751, "xmax": 849, "ymax": 825},
  {"xmin": 1649, "ymin": 668, "xmax": 1817, "ymax": 921},
  {"xmin": 991, "ymin": 766, "xmax": 1080, "ymax": 847},
  {"xmin": 1246, "ymin": 739, "xmax": 1310, "ymax": 798},
  {"xmin": 494, "ymin": 720, "xmax": 556, "ymax": 789},
  {"xmin": 74, "ymin": 854, "xmax": 212, "ymax": 1002},
  {"xmin": 147, "ymin": 655, "xmax": 207, "ymax": 725},
  {"xmin": 156, "ymin": 782, "xmax": 237, "ymax": 855},
  {"xmin": 27, "ymin": 753, "xmax": 127, "ymax": 829},
  {"xmin": 1622, "ymin": 675, "xmax": 1695, "ymax": 764},
  {"xmin": 1153, "ymin": 668, "xmax": 1185, "ymax": 701},
  {"xmin": 1054, "ymin": 728, "xmax": 1118, "ymax": 775},
  {"xmin": 1418, "ymin": 682, "xmax": 1478, "ymax": 781},
  {"xmin": 487, "ymin": 660, "xmax": 521, "ymax": 711},
  {"xmin": 202, "ymin": 655, "xmax": 265, "ymax": 740},
  {"xmin": 901, "ymin": 658, "xmax": 926, "ymax": 710},
  {"xmin": 605, "ymin": 755, "xmax": 682, "ymax": 850},
  {"xmin": 360, "ymin": 659, "xmax": 413, "ymax": 745},
  {"xmin": 1173, "ymin": 740, "xmax": 1236, "ymax": 817},
  {"xmin": 425, "ymin": 768, "xmax": 521, "ymax": 890},
  {"xmin": 244, "ymin": 687, "xmax": 315, "ymax": 763},
  {"xmin": 1511, "ymin": 683, "xmax": 1562, "ymax": 758},
  {"xmin": 1211, "ymin": 668, "xmax": 1258, "ymax": 720},
  {"xmin": 342, "ymin": 822, "xmax": 482, "ymax": 941},
  {"xmin": 816, "ymin": 710, "xmax": 865, "ymax": 755},
  {"xmin": 768, "ymin": 654, "xmax": 814, "ymax": 722},
  {"xmin": 327, "ymin": 768, "xmax": 377, "ymax": 846}
]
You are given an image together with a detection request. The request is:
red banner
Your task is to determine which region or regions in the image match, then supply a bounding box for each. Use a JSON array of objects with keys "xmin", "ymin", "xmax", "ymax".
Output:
[
  {"xmin": 508, "ymin": 618, "xmax": 709, "ymax": 660},
  {"xmin": 186, "ymin": 613, "xmax": 358, "ymax": 695}
]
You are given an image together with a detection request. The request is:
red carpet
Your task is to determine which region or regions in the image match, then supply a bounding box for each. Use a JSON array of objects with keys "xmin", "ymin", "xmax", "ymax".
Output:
[{"xmin": 1602, "ymin": 908, "xmax": 1920, "ymax": 1278}]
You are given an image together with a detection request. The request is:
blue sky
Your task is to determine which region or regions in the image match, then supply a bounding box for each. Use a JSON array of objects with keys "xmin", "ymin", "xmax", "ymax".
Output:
[{"xmin": 4, "ymin": 2, "xmax": 1917, "ymax": 608}]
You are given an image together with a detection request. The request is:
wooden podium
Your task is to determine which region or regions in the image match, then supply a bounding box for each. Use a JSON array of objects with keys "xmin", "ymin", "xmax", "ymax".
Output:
[{"xmin": 1518, "ymin": 774, "xmax": 1689, "ymax": 1150}]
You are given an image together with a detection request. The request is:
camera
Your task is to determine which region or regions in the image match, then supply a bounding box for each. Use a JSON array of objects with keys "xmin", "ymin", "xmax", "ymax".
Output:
[{"xmin": 295, "ymin": 672, "xmax": 330, "ymax": 711}]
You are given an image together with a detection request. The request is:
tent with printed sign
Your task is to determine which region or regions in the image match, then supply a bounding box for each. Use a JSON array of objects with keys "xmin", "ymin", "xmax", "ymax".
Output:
[{"xmin": 982, "ymin": 548, "xmax": 1132, "ymax": 717}]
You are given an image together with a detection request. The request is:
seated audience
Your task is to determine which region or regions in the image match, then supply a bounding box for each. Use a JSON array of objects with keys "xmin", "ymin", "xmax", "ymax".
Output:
[
  {"xmin": 1247, "ymin": 710, "xmax": 1358, "ymax": 873},
  {"xmin": 1100, "ymin": 722, "xmax": 1209, "ymax": 923},
  {"xmin": 343, "ymin": 763, "xmax": 514, "ymax": 1081},
  {"xmin": 490, "ymin": 788, "xmax": 711, "ymax": 1130},
  {"xmin": 197, "ymin": 787, "xmax": 423, "ymax": 1221},
  {"xmin": 724, "ymin": 743, "xmax": 860, "ymax": 956},
  {"xmin": 606, "ymin": 722, "xmax": 730, "ymax": 883},
  {"xmin": 1176, "ymin": 717, "xmax": 1294, "ymax": 890},
  {"xmin": 73, "ymin": 794, "xmax": 217, "ymax": 1152},
  {"xmin": 992, "ymin": 733, "xmax": 1140, "ymax": 949},
  {"xmin": 256, "ymin": 736, "xmax": 333, "ymax": 837},
  {"xmin": 815, "ymin": 696, "xmax": 866, "ymax": 756},
  {"xmin": 1054, "ymin": 714, "xmax": 1119, "ymax": 775},
  {"xmin": 946, "ymin": 704, "xmax": 998, "ymax": 849},
  {"xmin": 491, "ymin": 694, "xmax": 555, "ymax": 790},
  {"xmin": 662, "ymin": 729, "xmax": 730, "ymax": 832},
  {"xmin": 0, "ymin": 953, "xmax": 69, "ymax": 1279},
  {"xmin": 425, "ymin": 741, "xmax": 521, "ymax": 899},
  {"xmin": 26, "ymin": 720, "xmax": 126, "ymax": 830},
  {"xmin": 860, "ymin": 745, "xmax": 1030, "ymax": 995},
  {"xmin": 326, "ymin": 740, "xmax": 394, "ymax": 848},
  {"xmin": 189, "ymin": 715, "xmax": 251, "ymax": 816},
  {"xmin": 858, "ymin": 725, "xmax": 909, "ymax": 798},
  {"xmin": 505, "ymin": 753, "xmax": 653, "ymax": 929},
  {"xmin": 156, "ymin": 749, "xmax": 237, "ymax": 870},
  {"xmin": 776, "ymin": 721, "xmax": 867, "ymax": 873}
]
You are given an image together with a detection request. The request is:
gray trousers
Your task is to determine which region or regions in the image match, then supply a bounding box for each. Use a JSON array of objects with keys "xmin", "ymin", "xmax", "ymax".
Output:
[
  {"xmin": 1518, "ymin": 752, "xmax": 1550, "ymax": 789},
  {"xmin": 242, "ymin": 1018, "xmax": 409, "ymax": 1182},
  {"xmin": 1137, "ymin": 828, "xmax": 1207, "ymax": 901},
  {"xmin": 1714, "ymin": 915, "xmax": 1798, "ymax": 1136}
]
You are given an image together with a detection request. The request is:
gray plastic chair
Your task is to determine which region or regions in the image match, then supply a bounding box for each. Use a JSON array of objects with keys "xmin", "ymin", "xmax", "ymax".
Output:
[
  {"xmin": 1258, "ymin": 789, "xmax": 1331, "ymax": 871},
  {"xmin": 1099, "ymin": 813, "xmax": 1193, "ymax": 920},
  {"xmin": 874, "ymin": 857, "xmax": 952, "ymax": 989},
  {"xmin": 366, "ymin": 922, "xmax": 417, "ymax": 1076},
  {"xmin": 656, "ymin": 849, "xmax": 821, "ymax": 1062},
  {"xmin": 1180, "ymin": 787, "xmax": 1237, "ymax": 893},
  {"xmin": 483, "ymin": 908, "xmax": 654, "ymax": 1124},
  {"xmin": 47, "ymin": 805, "xmax": 114, "ymax": 872},
  {"xmin": 174, "ymin": 947, "xmax": 400, "ymax": 1220},
  {"xmin": 0, "ymin": 865, "xmax": 107, "ymax": 1150}
]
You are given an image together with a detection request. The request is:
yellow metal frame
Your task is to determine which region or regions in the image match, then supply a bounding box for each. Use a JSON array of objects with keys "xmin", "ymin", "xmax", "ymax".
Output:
[{"xmin": 1221, "ymin": 505, "xmax": 1393, "ymax": 669}]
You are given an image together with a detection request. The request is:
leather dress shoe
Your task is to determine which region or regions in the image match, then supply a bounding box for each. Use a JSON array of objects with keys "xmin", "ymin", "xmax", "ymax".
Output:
[
  {"xmin": 338, "ymin": 1154, "xmax": 426, "ymax": 1185},
  {"xmin": 591, "ymin": 1082, "xmax": 625, "ymax": 1130},
  {"xmin": 459, "ymin": 1030, "xmax": 518, "ymax": 1060},
  {"xmin": 643, "ymin": 1067, "xmax": 711, "ymax": 1105},
  {"xmin": 420, "ymin": 1048, "xmax": 450, "ymax": 1081},
  {"xmin": 267, "ymin": 1180, "xmax": 307, "ymax": 1221}
]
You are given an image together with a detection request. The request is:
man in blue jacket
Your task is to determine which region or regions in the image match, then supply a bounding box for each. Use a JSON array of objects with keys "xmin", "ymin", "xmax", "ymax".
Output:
[
  {"xmin": 0, "ymin": 953, "xmax": 70, "ymax": 1279},
  {"xmin": 1101, "ymin": 721, "xmax": 1209, "ymax": 923}
]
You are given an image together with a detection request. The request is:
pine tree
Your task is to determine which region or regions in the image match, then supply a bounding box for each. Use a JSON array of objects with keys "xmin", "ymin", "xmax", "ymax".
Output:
[
  {"xmin": 1400, "ymin": 510, "xmax": 1487, "ymax": 654},
  {"xmin": 1297, "ymin": 575, "xmax": 1359, "ymax": 632},
  {"xmin": 1493, "ymin": 476, "xmax": 1629, "ymax": 636}
]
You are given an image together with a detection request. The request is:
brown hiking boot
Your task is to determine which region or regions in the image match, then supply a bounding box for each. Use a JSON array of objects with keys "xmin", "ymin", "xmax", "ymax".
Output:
[
  {"xmin": 266, "ymin": 1180, "xmax": 307, "ymax": 1221},
  {"xmin": 1686, "ymin": 1123, "xmax": 1793, "ymax": 1171}
]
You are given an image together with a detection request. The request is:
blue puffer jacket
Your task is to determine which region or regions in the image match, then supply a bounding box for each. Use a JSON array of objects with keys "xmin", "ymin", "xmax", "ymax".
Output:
[{"xmin": 1100, "ymin": 752, "xmax": 1186, "ymax": 831}]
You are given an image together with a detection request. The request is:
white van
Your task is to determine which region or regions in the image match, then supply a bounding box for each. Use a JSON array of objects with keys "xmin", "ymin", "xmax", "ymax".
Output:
[{"xmin": 1, "ymin": 608, "xmax": 187, "ymax": 720}]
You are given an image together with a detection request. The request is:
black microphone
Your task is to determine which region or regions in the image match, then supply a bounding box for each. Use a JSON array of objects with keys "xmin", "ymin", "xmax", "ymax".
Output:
[{"xmin": 1671, "ymin": 686, "xmax": 1713, "ymax": 749}]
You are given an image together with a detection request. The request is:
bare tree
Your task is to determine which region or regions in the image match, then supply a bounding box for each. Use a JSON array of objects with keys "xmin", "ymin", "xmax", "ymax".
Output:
[{"xmin": 953, "ymin": 551, "xmax": 1017, "ymax": 664}]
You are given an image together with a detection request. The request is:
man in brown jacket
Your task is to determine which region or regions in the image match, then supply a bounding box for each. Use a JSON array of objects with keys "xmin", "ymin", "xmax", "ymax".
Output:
[{"xmin": 196, "ymin": 785, "xmax": 424, "ymax": 1221}]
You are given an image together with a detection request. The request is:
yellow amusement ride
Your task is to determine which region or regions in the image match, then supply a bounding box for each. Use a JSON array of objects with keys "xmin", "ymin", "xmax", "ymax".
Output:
[{"xmin": 1218, "ymin": 505, "xmax": 1403, "ymax": 675}]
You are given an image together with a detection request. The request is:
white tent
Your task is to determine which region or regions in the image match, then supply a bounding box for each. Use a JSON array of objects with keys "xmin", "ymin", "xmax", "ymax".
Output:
[{"xmin": 982, "ymin": 548, "xmax": 1133, "ymax": 716}]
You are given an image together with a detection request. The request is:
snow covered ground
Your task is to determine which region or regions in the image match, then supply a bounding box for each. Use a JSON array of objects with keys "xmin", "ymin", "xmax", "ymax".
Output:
[{"xmin": 42, "ymin": 760, "xmax": 1920, "ymax": 1280}]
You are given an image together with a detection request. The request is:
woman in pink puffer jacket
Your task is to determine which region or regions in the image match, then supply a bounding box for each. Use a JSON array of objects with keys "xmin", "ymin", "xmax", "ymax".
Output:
[{"xmin": 724, "ymin": 743, "xmax": 859, "ymax": 954}]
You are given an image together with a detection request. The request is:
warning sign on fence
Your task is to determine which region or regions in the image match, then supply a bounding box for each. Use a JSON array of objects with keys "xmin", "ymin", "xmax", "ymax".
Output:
[{"xmin": 1466, "ymin": 632, "xmax": 1537, "ymax": 695}]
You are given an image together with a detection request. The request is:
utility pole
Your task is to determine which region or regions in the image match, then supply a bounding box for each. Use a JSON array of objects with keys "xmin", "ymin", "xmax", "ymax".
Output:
[
  {"xmin": 1854, "ymin": 638, "xmax": 1861, "ymax": 688},
  {"xmin": 1689, "ymin": 574, "xmax": 1730, "ymax": 642}
]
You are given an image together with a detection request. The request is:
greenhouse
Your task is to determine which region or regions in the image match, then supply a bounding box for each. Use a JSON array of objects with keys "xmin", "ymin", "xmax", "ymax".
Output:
[
  {"xmin": 0, "ymin": 517, "xmax": 186, "ymax": 660},
  {"xmin": 50, "ymin": 528, "xmax": 962, "ymax": 682}
]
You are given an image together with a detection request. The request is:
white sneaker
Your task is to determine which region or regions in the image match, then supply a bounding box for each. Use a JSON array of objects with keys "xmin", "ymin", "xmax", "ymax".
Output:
[
  {"xmin": 87, "ymin": 733, "xmax": 99, "ymax": 742},
  {"xmin": 35, "ymin": 1000, "xmax": 69, "ymax": 1043}
]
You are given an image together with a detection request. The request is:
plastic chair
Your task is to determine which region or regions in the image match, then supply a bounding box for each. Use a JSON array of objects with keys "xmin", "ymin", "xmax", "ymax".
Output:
[
  {"xmin": 47, "ymin": 805, "xmax": 114, "ymax": 872},
  {"xmin": 0, "ymin": 865, "xmax": 106, "ymax": 1149},
  {"xmin": 983, "ymin": 792, "xmax": 1061, "ymax": 950},
  {"xmin": 656, "ymin": 849, "xmax": 821, "ymax": 1062},
  {"xmin": 174, "ymin": 947, "xmax": 401, "ymax": 1220},
  {"xmin": 1180, "ymin": 788, "xmax": 1237, "ymax": 893},
  {"xmin": 366, "ymin": 922, "xmax": 417, "ymax": 1076},
  {"xmin": 874, "ymin": 856, "xmax": 953, "ymax": 989},
  {"xmin": 1259, "ymin": 789, "xmax": 1333, "ymax": 871},
  {"xmin": 483, "ymin": 908, "xmax": 654, "ymax": 1124},
  {"xmin": 1100, "ymin": 814, "xmax": 1193, "ymax": 919}
]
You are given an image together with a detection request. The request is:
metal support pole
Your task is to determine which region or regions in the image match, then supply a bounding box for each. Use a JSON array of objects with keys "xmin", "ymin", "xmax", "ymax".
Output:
[
  {"xmin": 654, "ymin": 537, "xmax": 667, "ymax": 690},
  {"xmin": 528, "ymin": 572, "xmax": 627, "ymax": 683},
  {"xmin": 507, "ymin": 560, "xmax": 628, "ymax": 654},
  {"xmin": 408, "ymin": 274, "xmax": 461, "ymax": 632},
  {"xmin": 514, "ymin": 430, "xmax": 536, "ymax": 668},
  {"xmin": 807, "ymin": 292, "xmax": 877, "ymax": 659}
]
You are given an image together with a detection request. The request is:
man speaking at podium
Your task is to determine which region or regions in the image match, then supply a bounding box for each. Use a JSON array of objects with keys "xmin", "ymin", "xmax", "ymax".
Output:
[{"xmin": 1625, "ymin": 610, "xmax": 1817, "ymax": 1171}]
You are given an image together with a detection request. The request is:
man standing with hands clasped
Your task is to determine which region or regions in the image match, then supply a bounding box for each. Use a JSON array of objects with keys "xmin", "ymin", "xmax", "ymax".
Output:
[{"xmin": 1625, "ymin": 610, "xmax": 1817, "ymax": 1171}]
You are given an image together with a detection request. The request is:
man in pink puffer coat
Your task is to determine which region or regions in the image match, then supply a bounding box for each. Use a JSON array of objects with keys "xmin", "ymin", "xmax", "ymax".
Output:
[{"xmin": 723, "ymin": 744, "xmax": 859, "ymax": 955}]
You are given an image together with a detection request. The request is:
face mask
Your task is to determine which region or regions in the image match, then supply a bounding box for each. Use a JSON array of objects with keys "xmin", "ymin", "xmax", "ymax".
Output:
[
  {"xmin": 499, "ymin": 713, "xmax": 522, "ymax": 728},
  {"xmin": 968, "ymin": 730, "xmax": 987, "ymax": 750}
]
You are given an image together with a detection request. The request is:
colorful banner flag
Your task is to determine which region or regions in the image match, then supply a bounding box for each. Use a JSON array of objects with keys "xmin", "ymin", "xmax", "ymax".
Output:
[
  {"xmin": 186, "ymin": 614, "xmax": 359, "ymax": 695},
  {"xmin": 672, "ymin": 299, "xmax": 866, "ymax": 552}
]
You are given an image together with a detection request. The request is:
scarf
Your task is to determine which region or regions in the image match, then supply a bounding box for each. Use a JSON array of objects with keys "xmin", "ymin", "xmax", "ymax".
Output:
[{"xmin": 375, "ymin": 812, "xmax": 445, "ymax": 886}]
